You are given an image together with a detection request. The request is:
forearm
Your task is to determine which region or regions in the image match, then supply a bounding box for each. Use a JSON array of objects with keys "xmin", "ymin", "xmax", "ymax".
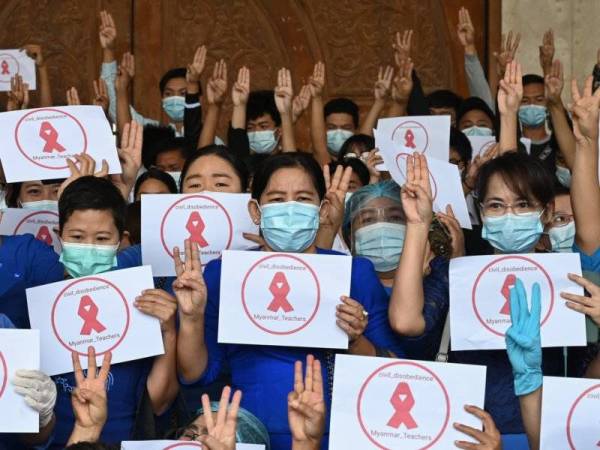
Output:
[
  {"xmin": 116, "ymin": 88, "xmax": 132, "ymax": 135},
  {"xmin": 572, "ymin": 141, "xmax": 600, "ymax": 253},
  {"xmin": 347, "ymin": 335, "xmax": 376, "ymax": 356},
  {"xmin": 37, "ymin": 65, "xmax": 52, "ymax": 107},
  {"xmin": 310, "ymin": 96, "xmax": 331, "ymax": 166},
  {"xmin": 389, "ymin": 224, "xmax": 428, "ymax": 336},
  {"xmin": 177, "ymin": 317, "xmax": 208, "ymax": 383},
  {"xmin": 231, "ymin": 104, "xmax": 246, "ymax": 130},
  {"xmin": 465, "ymin": 54, "xmax": 494, "ymax": 111},
  {"xmin": 314, "ymin": 226, "xmax": 337, "ymax": 250},
  {"xmin": 584, "ymin": 350, "xmax": 600, "ymax": 378},
  {"xmin": 67, "ymin": 423, "xmax": 103, "ymax": 446},
  {"xmin": 292, "ymin": 440, "xmax": 321, "ymax": 450},
  {"xmin": 198, "ymin": 104, "xmax": 220, "ymax": 148},
  {"xmin": 519, "ymin": 387, "xmax": 542, "ymax": 450},
  {"xmin": 359, "ymin": 99, "xmax": 386, "ymax": 136},
  {"xmin": 146, "ymin": 330, "xmax": 179, "ymax": 416},
  {"xmin": 499, "ymin": 114, "xmax": 518, "ymax": 153},
  {"xmin": 548, "ymin": 102, "xmax": 576, "ymax": 169},
  {"xmin": 280, "ymin": 111, "xmax": 297, "ymax": 152}
]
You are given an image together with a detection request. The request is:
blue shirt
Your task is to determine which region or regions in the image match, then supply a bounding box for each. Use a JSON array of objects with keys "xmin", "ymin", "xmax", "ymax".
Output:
[
  {"xmin": 573, "ymin": 243, "xmax": 600, "ymax": 272},
  {"xmin": 197, "ymin": 249, "xmax": 404, "ymax": 450},
  {"xmin": 0, "ymin": 235, "xmax": 64, "ymax": 328},
  {"xmin": 0, "ymin": 313, "xmax": 14, "ymax": 329}
]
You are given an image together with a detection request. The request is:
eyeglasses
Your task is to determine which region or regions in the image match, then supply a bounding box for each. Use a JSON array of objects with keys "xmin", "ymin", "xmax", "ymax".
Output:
[
  {"xmin": 479, "ymin": 200, "xmax": 543, "ymax": 217},
  {"xmin": 550, "ymin": 213, "xmax": 574, "ymax": 228}
]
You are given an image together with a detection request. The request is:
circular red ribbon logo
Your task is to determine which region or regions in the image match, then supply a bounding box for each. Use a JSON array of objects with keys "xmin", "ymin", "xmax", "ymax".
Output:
[
  {"xmin": 566, "ymin": 383, "xmax": 600, "ymax": 449},
  {"xmin": 13, "ymin": 210, "xmax": 61, "ymax": 252},
  {"xmin": 0, "ymin": 352, "xmax": 7, "ymax": 400},
  {"xmin": 391, "ymin": 120, "xmax": 430, "ymax": 153},
  {"xmin": 163, "ymin": 444, "xmax": 202, "ymax": 449},
  {"xmin": 0, "ymin": 53, "xmax": 20, "ymax": 83}
]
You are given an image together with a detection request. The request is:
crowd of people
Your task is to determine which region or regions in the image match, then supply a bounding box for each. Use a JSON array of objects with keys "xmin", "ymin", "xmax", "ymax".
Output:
[{"xmin": 1, "ymin": 6, "xmax": 600, "ymax": 450}]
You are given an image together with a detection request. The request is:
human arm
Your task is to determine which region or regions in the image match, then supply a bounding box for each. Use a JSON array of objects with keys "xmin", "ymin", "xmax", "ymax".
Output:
[
  {"xmin": 6, "ymin": 75, "xmax": 28, "ymax": 111},
  {"xmin": 493, "ymin": 31, "xmax": 521, "ymax": 81},
  {"xmin": 110, "ymin": 120, "xmax": 143, "ymax": 200},
  {"xmin": 389, "ymin": 58, "xmax": 414, "ymax": 118},
  {"xmin": 314, "ymin": 164, "xmax": 352, "ymax": 249},
  {"xmin": 275, "ymin": 67, "xmax": 297, "ymax": 151},
  {"xmin": 231, "ymin": 66, "xmax": 250, "ymax": 130},
  {"xmin": 198, "ymin": 60, "xmax": 227, "ymax": 148},
  {"xmin": 388, "ymin": 153, "xmax": 432, "ymax": 336},
  {"xmin": 359, "ymin": 66, "xmax": 394, "ymax": 136},
  {"xmin": 185, "ymin": 45, "xmax": 207, "ymax": 150},
  {"xmin": 21, "ymin": 44, "xmax": 51, "ymax": 107},
  {"xmin": 539, "ymin": 29, "xmax": 555, "ymax": 77},
  {"xmin": 308, "ymin": 62, "xmax": 330, "ymax": 166},
  {"xmin": 570, "ymin": 76, "xmax": 600, "ymax": 254},
  {"xmin": 497, "ymin": 60, "xmax": 522, "ymax": 153},
  {"xmin": 115, "ymin": 52, "xmax": 134, "ymax": 134}
]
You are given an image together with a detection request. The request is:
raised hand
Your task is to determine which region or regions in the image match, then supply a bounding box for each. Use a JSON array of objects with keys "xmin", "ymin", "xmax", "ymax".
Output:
[
  {"xmin": 544, "ymin": 59, "xmax": 563, "ymax": 105},
  {"xmin": 292, "ymin": 84, "xmax": 311, "ymax": 123},
  {"xmin": 505, "ymin": 278, "xmax": 542, "ymax": 396},
  {"xmin": 539, "ymin": 29, "xmax": 555, "ymax": 75},
  {"xmin": 206, "ymin": 59, "xmax": 227, "ymax": 105},
  {"xmin": 363, "ymin": 148, "xmax": 383, "ymax": 183},
  {"xmin": 570, "ymin": 75, "xmax": 600, "ymax": 146},
  {"xmin": 275, "ymin": 67, "xmax": 294, "ymax": 115},
  {"xmin": 198, "ymin": 386, "xmax": 241, "ymax": 450},
  {"xmin": 497, "ymin": 59, "xmax": 523, "ymax": 116},
  {"xmin": 464, "ymin": 143, "xmax": 499, "ymax": 192},
  {"xmin": 288, "ymin": 355, "xmax": 326, "ymax": 448},
  {"xmin": 393, "ymin": 30, "xmax": 413, "ymax": 66},
  {"xmin": 111, "ymin": 121, "xmax": 143, "ymax": 198},
  {"xmin": 308, "ymin": 62, "xmax": 325, "ymax": 98},
  {"xmin": 186, "ymin": 45, "xmax": 207, "ymax": 84},
  {"xmin": 561, "ymin": 273, "xmax": 600, "ymax": 327},
  {"xmin": 322, "ymin": 164, "xmax": 353, "ymax": 232},
  {"xmin": 231, "ymin": 66, "xmax": 250, "ymax": 107},
  {"xmin": 435, "ymin": 204, "xmax": 465, "ymax": 258},
  {"xmin": 336, "ymin": 296, "xmax": 369, "ymax": 342},
  {"xmin": 99, "ymin": 10, "xmax": 117, "ymax": 50},
  {"xmin": 374, "ymin": 65, "xmax": 394, "ymax": 101},
  {"xmin": 66, "ymin": 87, "xmax": 81, "ymax": 106},
  {"xmin": 493, "ymin": 31, "xmax": 521, "ymax": 77},
  {"xmin": 6, "ymin": 75, "xmax": 27, "ymax": 111},
  {"xmin": 58, "ymin": 154, "xmax": 109, "ymax": 199},
  {"xmin": 93, "ymin": 79, "xmax": 109, "ymax": 113},
  {"xmin": 115, "ymin": 52, "xmax": 134, "ymax": 92},
  {"xmin": 391, "ymin": 58, "xmax": 414, "ymax": 105},
  {"xmin": 21, "ymin": 44, "xmax": 44, "ymax": 67},
  {"xmin": 401, "ymin": 153, "xmax": 433, "ymax": 225},
  {"xmin": 457, "ymin": 7, "xmax": 476, "ymax": 55},
  {"xmin": 173, "ymin": 239, "xmax": 208, "ymax": 318},
  {"xmin": 454, "ymin": 405, "xmax": 502, "ymax": 450}
]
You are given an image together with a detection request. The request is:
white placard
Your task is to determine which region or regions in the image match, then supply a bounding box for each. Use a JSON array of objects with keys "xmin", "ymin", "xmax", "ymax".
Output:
[
  {"xmin": 218, "ymin": 250, "xmax": 351, "ymax": 349},
  {"xmin": 450, "ymin": 253, "xmax": 586, "ymax": 351},
  {"xmin": 121, "ymin": 442, "xmax": 264, "ymax": 449},
  {"xmin": 0, "ymin": 49, "xmax": 36, "ymax": 91},
  {"xmin": 377, "ymin": 134, "xmax": 471, "ymax": 229},
  {"xmin": 540, "ymin": 376, "xmax": 600, "ymax": 450},
  {"xmin": 329, "ymin": 354, "xmax": 486, "ymax": 450},
  {"xmin": 0, "ymin": 207, "xmax": 61, "ymax": 254},
  {"xmin": 141, "ymin": 193, "xmax": 259, "ymax": 276},
  {"xmin": 0, "ymin": 329, "xmax": 40, "ymax": 432},
  {"xmin": 467, "ymin": 136, "xmax": 497, "ymax": 160},
  {"xmin": 0, "ymin": 105, "xmax": 121, "ymax": 183},
  {"xmin": 26, "ymin": 266, "xmax": 163, "ymax": 376}
]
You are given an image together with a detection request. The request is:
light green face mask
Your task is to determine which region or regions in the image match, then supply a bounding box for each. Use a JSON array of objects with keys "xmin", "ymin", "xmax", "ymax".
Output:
[{"xmin": 59, "ymin": 241, "xmax": 119, "ymax": 278}]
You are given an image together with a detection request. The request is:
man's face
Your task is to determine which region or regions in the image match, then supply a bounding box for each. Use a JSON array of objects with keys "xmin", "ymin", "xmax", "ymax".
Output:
[
  {"xmin": 156, "ymin": 149, "xmax": 186, "ymax": 172},
  {"xmin": 521, "ymin": 82, "xmax": 546, "ymax": 107},
  {"xmin": 162, "ymin": 77, "xmax": 187, "ymax": 98},
  {"xmin": 247, "ymin": 114, "xmax": 278, "ymax": 132},
  {"xmin": 429, "ymin": 107, "xmax": 457, "ymax": 126},
  {"xmin": 326, "ymin": 112, "xmax": 356, "ymax": 132}
]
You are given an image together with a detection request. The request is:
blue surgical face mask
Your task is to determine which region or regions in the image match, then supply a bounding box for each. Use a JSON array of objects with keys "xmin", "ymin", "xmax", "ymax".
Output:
[
  {"xmin": 327, "ymin": 129, "xmax": 353, "ymax": 154},
  {"xmin": 260, "ymin": 201, "xmax": 320, "ymax": 252},
  {"xmin": 482, "ymin": 212, "xmax": 544, "ymax": 253},
  {"xmin": 59, "ymin": 241, "xmax": 119, "ymax": 278},
  {"xmin": 555, "ymin": 166, "xmax": 572, "ymax": 188},
  {"xmin": 354, "ymin": 222, "xmax": 406, "ymax": 272},
  {"xmin": 20, "ymin": 200, "xmax": 58, "ymax": 211},
  {"xmin": 162, "ymin": 96, "xmax": 186, "ymax": 122},
  {"xmin": 248, "ymin": 130, "xmax": 278, "ymax": 154},
  {"xmin": 548, "ymin": 221, "xmax": 575, "ymax": 253},
  {"xmin": 462, "ymin": 125, "xmax": 494, "ymax": 137},
  {"xmin": 518, "ymin": 105, "xmax": 547, "ymax": 127}
]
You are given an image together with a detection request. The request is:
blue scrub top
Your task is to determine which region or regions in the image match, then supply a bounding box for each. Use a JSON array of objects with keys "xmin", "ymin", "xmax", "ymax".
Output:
[{"xmin": 194, "ymin": 248, "xmax": 405, "ymax": 450}]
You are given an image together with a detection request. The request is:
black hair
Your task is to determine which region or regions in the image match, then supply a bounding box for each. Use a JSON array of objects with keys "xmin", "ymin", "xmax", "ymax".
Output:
[
  {"xmin": 324, "ymin": 98, "xmax": 360, "ymax": 128},
  {"xmin": 328, "ymin": 159, "xmax": 370, "ymax": 187},
  {"xmin": 554, "ymin": 183, "xmax": 570, "ymax": 197},
  {"xmin": 134, "ymin": 167, "xmax": 178, "ymax": 199},
  {"xmin": 251, "ymin": 152, "xmax": 326, "ymax": 201},
  {"xmin": 180, "ymin": 145, "xmax": 249, "ymax": 193},
  {"xmin": 65, "ymin": 443, "xmax": 118, "ymax": 450},
  {"xmin": 58, "ymin": 176, "xmax": 127, "ymax": 237},
  {"xmin": 427, "ymin": 89, "xmax": 463, "ymax": 112},
  {"xmin": 476, "ymin": 152, "xmax": 555, "ymax": 206},
  {"xmin": 457, "ymin": 96, "xmax": 496, "ymax": 126},
  {"xmin": 247, "ymin": 90, "xmax": 281, "ymax": 126},
  {"xmin": 159, "ymin": 67, "xmax": 189, "ymax": 95},
  {"xmin": 449, "ymin": 127, "xmax": 473, "ymax": 163},
  {"xmin": 337, "ymin": 134, "xmax": 375, "ymax": 161},
  {"xmin": 522, "ymin": 74, "xmax": 545, "ymax": 87},
  {"xmin": 5, "ymin": 179, "xmax": 65, "ymax": 208},
  {"xmin": 142, "ymin": 125, "xmax": 177, "ymax": 169},
  {"xmin": 125, "ymin": 200, "xmax": 141, "ymax": 246}
]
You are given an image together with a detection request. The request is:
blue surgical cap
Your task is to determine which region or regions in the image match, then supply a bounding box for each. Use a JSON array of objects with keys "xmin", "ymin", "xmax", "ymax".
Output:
[{"xmin": 343, "ymin": 180, "xmax": 402, "ymax": 231}]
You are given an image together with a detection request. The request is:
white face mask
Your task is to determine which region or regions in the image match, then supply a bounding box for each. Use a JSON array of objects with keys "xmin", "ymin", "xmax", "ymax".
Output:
[
  {"xmin": 20, "ymin": 200, "xmax": 58, "ymax": 211},
  {"xmin": 462, "ymin": 125, "xmax": 494, "ymax": 137},
  {"xmin": 167, "ymin": 171, "xmax": 182, "ymax": 189}
]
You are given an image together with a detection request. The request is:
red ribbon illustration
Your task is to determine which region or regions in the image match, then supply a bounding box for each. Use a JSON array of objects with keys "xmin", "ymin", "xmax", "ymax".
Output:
[
  {"xmin": 387, "ymin": 382, "xmax": 418, "ymax": 429},
  {"xmin": 500, "ymin": 274, "xmax": 516, "ymax": 315},
  {"xmin": 186, "ymin": 211, "xmax": 209, "ymax": 247},
  {"xmin": 77, "ymin": 295, "xmax": 106, "ymax": 335},
  {"xmin": 35, "ymin": 226, "xmax": 53, "ymax": 246},
  {"xmin": 39, "ymin": 121, "xmax": 66, "ymax": 153},
  {"xmin": 267, "ymin": 271, "xmax": 293, "ymax": 313},
  {"xmin": 0, "ymin": 60, "xmax": 9, "ymax": 75},
  {"xmin": 404, "ymin": 129, "xmax": 416, "ymax": 149}
]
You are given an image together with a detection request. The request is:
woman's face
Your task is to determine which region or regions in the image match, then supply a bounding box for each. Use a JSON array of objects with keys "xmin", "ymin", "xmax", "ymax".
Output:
[
  {"xmin": 181, "ymin": 155, "xmax": 242, "ymax": 194},
  {"xmin": 458, "ymin": 110, "xmax": 493, "ymax": 131},
  {"xmin": 18, "ymin": 181, "xmax": 60, "ymax": 204},
  {"xmin": 347, "ymin": 171, "xmax": 365, "ymax": 193},
  {"xmin": 258, "ymin": 167, "xmax": 320, "ymax": 206},
  {"xmin": 351, "ymin": 197, "xmax": 405, "ymax": 234},
  {"xmin": 135, "ymin": 178, "xmax": 172, "ymax": 201},
  {"xmin": 60, "ymin": 209, "xmax": 120, "ymax": 246}
]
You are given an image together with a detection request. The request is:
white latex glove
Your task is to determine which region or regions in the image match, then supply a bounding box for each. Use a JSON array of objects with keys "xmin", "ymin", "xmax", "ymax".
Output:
[{"xmin": 12, "ymin": 369, "xmax": 56, "ymax": 427}]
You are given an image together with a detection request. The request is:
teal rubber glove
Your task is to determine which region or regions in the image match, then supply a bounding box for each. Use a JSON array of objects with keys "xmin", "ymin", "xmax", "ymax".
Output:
[{"xmin": 505, "ymin": 278, "xmax": 543, "ymax": 396}]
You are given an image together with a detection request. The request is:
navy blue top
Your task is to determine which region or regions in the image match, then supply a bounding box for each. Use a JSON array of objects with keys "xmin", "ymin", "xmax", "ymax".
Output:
[
  {"xmin": 0, "ymin": 235, "xmax": 64, "ymax": 328},
  {"xmin": 195, "ymin": 248, "xmax": 405, "ymax": 450}
]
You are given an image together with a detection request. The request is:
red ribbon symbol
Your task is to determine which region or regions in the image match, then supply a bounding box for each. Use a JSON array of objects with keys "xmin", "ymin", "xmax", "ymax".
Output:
[
  {"xmin": 186, "ymin": 211, "xmax": 209, "ymax": 247},
  {"xmin": 267, "ymin": 271, "xmax": 293, "ymax": 313},
  {"xmin": 500, "ymin": 274, "xmax": 516, "ymax": 315},
  {"xmin": 35, "ymin": 226, "xmax": 53, "ymax": 246},
  {"xmin": 39, "ymin": 121, "xmax": 66, "ymax": 153},
  {"xmin": 387, "ymin": 382, "xmax": 418, "ymax": 429},
  {"xmin": 0, "ymin": 60, "xmax": 9, "ymax": 75},
  {"xmin": 404, "ymin": 129, "xmax": 416, "ymax": 149},
  {"xmin": 77, "ymin": 295, "xmax": 106, "ymax": 335}
]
